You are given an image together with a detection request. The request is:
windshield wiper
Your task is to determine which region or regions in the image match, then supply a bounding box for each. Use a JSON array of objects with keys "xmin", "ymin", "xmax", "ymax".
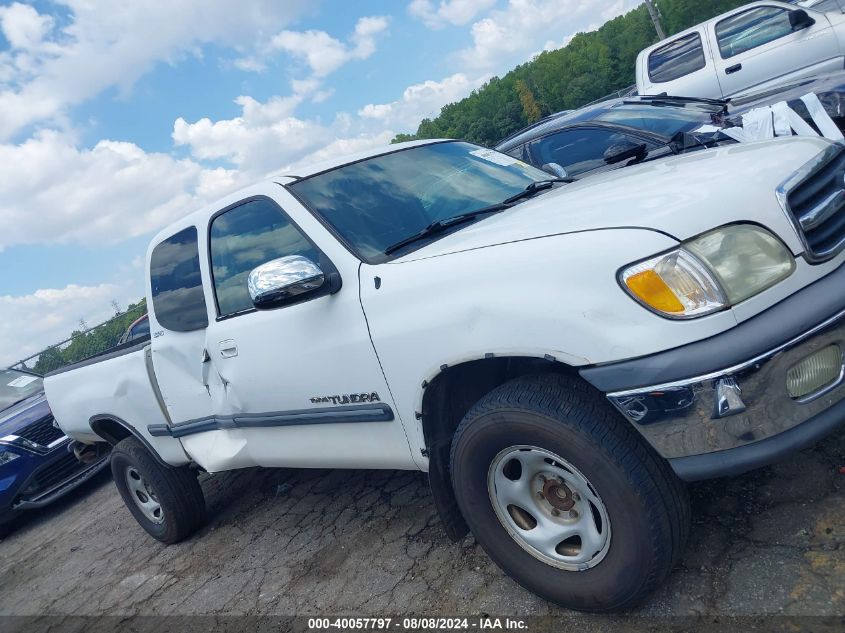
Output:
[
  {"xmin": 2, "ymin": 396, "xmax": 34, "ymax": 411},
  {"xmin": 384, "ymin": 203, "xmax": 511, "ymax": 255},
  {"xmin": 629, "ymin": 94, "xmax": 730, "ymax": 114},
  {"xmin": 385, "ymin": 179, "xmax": 572, "ymax": 256},
  {"xmin": 501, "ymin": 178, "xmax": 573, "ymax": 205}
]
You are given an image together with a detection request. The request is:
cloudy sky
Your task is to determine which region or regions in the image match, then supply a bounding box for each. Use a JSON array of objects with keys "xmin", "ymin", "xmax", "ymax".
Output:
[{"xmin": 0, "ymin": 0, "xmax": 641, "ymax": 366}]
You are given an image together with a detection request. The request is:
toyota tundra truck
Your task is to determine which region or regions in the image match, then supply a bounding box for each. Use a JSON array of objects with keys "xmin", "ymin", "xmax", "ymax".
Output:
[{"xmin": 44, "ymin": 137, "xmax": 845, "ymax": 612}]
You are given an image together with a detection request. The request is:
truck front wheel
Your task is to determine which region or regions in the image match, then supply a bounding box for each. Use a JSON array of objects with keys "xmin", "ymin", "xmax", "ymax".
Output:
[
  {"xmin": 111, "ymin": 437, "xmax": 206, "ymax": 544},
  {"xmin": 450, "ymin": 374, "xmax": 689, "ymax": 612}
]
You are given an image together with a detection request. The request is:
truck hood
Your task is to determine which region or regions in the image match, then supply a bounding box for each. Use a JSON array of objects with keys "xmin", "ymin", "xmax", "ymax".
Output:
[
  {"xmin": 0, "ymin": 392, "xmax": 50, "ymax": 437},
  {"xmin": 396, "ymin": 136, "xmax": 831, "ymax": 261}
]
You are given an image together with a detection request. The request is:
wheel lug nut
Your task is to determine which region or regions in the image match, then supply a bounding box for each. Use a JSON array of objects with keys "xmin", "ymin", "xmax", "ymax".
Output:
[
  {"xmin": 551, "ymin": 509, "xmax": 560, "ymax": 517},
  {"xmin": 572, "ymin": 493, "xmax": 580, "ymax": 501},
  {"xmin": 537, "ymin": 492, "xmax": 544, "ymax": 500}
]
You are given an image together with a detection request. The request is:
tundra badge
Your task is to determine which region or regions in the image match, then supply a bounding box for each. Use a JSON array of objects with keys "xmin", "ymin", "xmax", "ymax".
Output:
[{"xmin": 310, "ymin": 393, "xmax": 381, "ymax": 405}]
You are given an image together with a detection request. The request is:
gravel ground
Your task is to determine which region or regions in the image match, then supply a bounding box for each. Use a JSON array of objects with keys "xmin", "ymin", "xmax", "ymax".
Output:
[{"xmin": 0, "ymin": 428, "xmax": 842, "ymax": 623}]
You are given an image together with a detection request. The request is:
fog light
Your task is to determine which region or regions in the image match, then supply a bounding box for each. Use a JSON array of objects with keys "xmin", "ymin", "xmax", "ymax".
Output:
[{"xmin": 786, "ymin": 345, "xmax": 844, "ymax": 400}]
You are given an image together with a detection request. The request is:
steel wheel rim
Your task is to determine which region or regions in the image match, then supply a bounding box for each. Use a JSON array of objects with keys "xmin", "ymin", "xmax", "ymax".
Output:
[
  {"xmin": 124, "ymin": 466, "xmax": 164, "ymax": 524},
  {"xmin": 487, "ymin": 445, "xmax": 611, "ymax": 571}
]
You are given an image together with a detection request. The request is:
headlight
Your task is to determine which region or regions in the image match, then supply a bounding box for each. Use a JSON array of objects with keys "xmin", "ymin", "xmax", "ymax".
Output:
[
  {"xmin": 620, "ymin": 224, "xmax": 795, "ymax": 319},
  {"xmin": 0, "ymin": 448, "xmax": 21, "ymax": 465},
  {"xmin": 685, "ymin": 225, "xmax": 796, "ymax": 304}
]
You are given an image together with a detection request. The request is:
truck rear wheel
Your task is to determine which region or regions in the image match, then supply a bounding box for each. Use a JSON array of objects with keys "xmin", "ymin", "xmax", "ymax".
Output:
[
  {"xmin": 111, "ymin": 437, "xmax": 206, "ymax": 544},
  {"xmin": 450, "ymin": 374, "xmax": 689, "ymax": 612}
]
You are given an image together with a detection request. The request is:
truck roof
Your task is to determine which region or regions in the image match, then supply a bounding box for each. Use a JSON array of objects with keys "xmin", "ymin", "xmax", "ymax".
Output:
[{"xmin": 274, "ymin": 138, "xmax": 448, "ymax": 180}]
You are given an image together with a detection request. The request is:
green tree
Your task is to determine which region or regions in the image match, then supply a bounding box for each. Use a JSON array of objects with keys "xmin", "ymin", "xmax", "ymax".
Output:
[
  {"xmin": 391, "ymin": 132, "xmax": 417, "ymax": 144},
  {"xmin": 26, "ymin": 298, "xmax": 148, "ymax": 375}
]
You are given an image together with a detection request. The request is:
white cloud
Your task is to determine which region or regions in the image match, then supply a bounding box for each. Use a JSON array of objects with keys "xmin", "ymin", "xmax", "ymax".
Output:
[
  {"xmin": 271, "ymin": 30, "xmax": 349, "ymax": 77},
  {"xmin": 457, "ymin": 0, "xmax": 640, "ymax": 70},
  {"xmin": 173, "ymin": 97, "xmax": 333, "ymax": 175},
  {"xmin": 0, "ymin": 283, "xmax": 139, "ymax": 366},
  {"xmin": 352, "ymin": 16, "xmax": 391, "ymax": 58},
  {"xmin": 290, "ymin": 131, "xmax": 397, "ymax": 172},
  {"xmin": 408, "ymin": 0, "xmax": 495, "ymax": 29},
  {"xmin": 359, "ymin": 72, "xmax": 489, "ymax": 129},
  {"xmin": 270, "ymin": 15, "xmax": 389, "ymax": 77},
  {"xmin": 231, "ymin": 56, "xmax": 266, "ymax": 73},
  {"xmin": 0, "ymin": 0, "xmax": 310, "ymax": 140},
  {"xmin": 174, "ymin": 68, "xmax": 486, "ymax": 178},
  {"xmin": 0, "ymin": 2, "xmax": 54, "ymax": 50},
  {"xmin": 0, "ymin": 130, "xmax": 248, "ymax": 251}
]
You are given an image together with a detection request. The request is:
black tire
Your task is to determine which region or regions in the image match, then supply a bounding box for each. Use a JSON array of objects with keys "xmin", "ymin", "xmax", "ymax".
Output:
[
  {"xmin": 0, "ymin": 516, "xmax": 17, "ymax": 539},
  {"xmin": 111, "ymin": 437, "xmax": 206, "ymax": 544},
  {"xmin": 450, "ymin": 374, "xmax": 689, "ymax": 613}
]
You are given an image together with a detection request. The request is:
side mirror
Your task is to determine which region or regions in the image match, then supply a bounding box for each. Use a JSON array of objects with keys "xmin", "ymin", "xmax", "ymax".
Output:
[
  {"xmin": 789, "ymin": 9, "xmax": 815, "ymax": 31},
  {"xmin": 541, "ymin": 162, "xmax": 569, "ymax": 178},
  {"xmin": 248, "ymin": 255, "xmax": 325, "ymax": 309},
  {"xmin": 603, "ymin": 140, "xmax": 648, "ymax": 165}
]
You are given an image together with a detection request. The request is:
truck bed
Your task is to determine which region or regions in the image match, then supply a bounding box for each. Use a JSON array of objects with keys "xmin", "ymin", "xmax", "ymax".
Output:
[{"xmin": 44, "ymin": 341, "xmax": 190, "ymax": 467}]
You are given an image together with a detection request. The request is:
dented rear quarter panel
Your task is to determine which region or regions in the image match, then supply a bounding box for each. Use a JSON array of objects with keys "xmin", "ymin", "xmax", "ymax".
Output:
[{"xmin": 44, "ymin": 349, "xmax": 190, "ymax": 466}]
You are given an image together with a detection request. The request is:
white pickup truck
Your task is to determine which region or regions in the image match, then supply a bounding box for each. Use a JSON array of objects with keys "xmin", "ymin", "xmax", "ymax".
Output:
[
  {"xmin": 636, "ymin": 1, "xmax": 845, "ymax": 99},
  {"xmin": 45, "ymin": 137, "xmax": 845, "ymax": 612}
]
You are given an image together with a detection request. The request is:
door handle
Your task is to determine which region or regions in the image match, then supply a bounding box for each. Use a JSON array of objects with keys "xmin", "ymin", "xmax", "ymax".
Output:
[
  {"xmin": 218, "ymin": 339, "xmax": 238, "ymax": 358},
  {"xmin": 726, "ymin": 63, "xmax": 742, "ymax": 75}
]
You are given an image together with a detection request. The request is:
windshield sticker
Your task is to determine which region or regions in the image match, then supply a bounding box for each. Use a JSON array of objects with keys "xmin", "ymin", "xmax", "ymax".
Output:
[
  {"xmin": 7, "ymin": 375, "xmax": 38, "ymax": 388},
  {"xmin": 470, "ymin": 148, "xmax": 518, "ymax": 167}
]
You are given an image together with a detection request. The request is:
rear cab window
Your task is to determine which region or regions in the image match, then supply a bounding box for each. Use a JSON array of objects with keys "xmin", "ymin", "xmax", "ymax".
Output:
[
  {"xmin": 149, "ymin": 227, "xmax": 208, "ymax": 332},
  {"xmin": 127, "ymin": 317, "xmax": 150, "ymax": 342},
  {"xmin": 648, "ymin": 33, "xmax": 707, "ymax": 83}
]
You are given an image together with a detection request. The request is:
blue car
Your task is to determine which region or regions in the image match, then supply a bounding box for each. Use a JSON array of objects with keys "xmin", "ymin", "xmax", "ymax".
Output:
[{"xmin": 0, "ymin": 368, "xmax": 109, "ymax": 529}]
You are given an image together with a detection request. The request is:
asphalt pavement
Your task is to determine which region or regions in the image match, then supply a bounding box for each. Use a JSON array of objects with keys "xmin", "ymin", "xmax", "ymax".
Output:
[{"xmin": 0, "ymin": 427, "xmax": 842, "ymax": 626}]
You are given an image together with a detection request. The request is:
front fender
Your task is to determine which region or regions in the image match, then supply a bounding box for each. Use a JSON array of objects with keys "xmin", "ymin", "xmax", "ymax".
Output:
[{"xmin": 361, "ymin": 227, "xmax": 740, "ymax": 463}]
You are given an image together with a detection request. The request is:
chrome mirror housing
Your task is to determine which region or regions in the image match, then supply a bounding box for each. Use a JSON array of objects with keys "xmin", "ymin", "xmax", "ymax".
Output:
[{"xmin": 248, "ymin": 255, "xmax": 325, "ymax": 308}]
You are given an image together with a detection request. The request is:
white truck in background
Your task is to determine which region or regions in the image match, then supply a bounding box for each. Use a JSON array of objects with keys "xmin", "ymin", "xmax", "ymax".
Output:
[
  {"xmin": 636, "ymin": 1, "xmax": 845, "ymax": 99},
  {"xmin": 45, "ymin": 136, "xmax": 845, "ymax": 612}
]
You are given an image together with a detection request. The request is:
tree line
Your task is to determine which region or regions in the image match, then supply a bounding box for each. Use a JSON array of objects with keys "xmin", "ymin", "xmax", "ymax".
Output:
[
  {"xmin": 24, "ymin": 299, "xmax": 147, "ymax": 375},
  {"xmin": 393, "ymin": 0, "xmax": 748, "ymax": 147}
]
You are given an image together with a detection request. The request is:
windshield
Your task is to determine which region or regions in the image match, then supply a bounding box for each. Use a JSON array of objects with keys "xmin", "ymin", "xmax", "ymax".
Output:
[
  {"xmin": 289, "ymin": 141, "xmax": 551, "ymax": 262},
  {"xmin": 595, "ymin": 104, "xmax": 712, "ymax": 138},
  {"xmin": 0, "ymin": 369, "xmax": 43, "ymax": 412}
]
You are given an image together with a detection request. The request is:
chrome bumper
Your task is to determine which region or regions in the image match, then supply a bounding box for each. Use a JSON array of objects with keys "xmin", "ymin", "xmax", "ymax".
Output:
[{"xmin": 608, "ymin": 308, "xmax": 845, "ymax": 460}]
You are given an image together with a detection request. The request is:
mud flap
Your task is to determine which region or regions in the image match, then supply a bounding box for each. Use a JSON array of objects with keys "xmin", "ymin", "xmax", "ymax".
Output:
[{"xmin": 428, "ymin": 444, "xmax": 469, "ymax": 542}]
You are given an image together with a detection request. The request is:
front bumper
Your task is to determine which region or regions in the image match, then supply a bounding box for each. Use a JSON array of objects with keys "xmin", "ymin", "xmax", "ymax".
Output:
[
  {"xmin": 608, "ymin": 308, "xmax": 845, "ymax": 480},
  {"xmin": 581, "ymin": 262, "xmax": 845, "ymax": 481},
  {"xmin": 0, "ymin": 441, "xmax": 109, "ymax": 521}
]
